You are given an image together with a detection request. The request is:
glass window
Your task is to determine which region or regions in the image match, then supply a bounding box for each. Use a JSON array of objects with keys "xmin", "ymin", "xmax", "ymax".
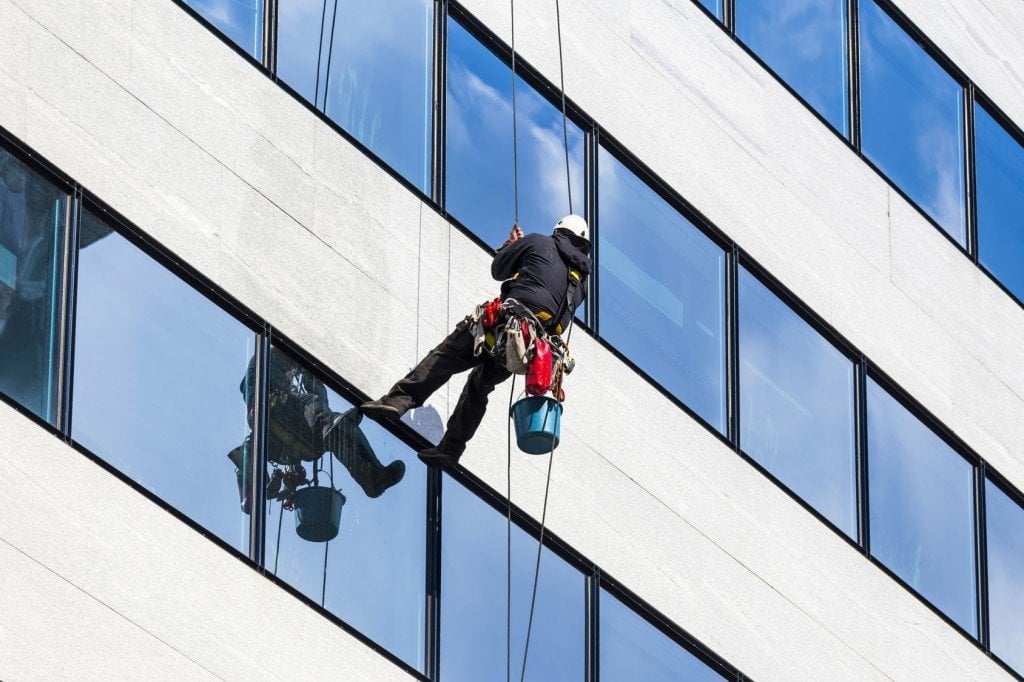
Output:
[
  {"xmin": 263, "ymin": 347, "xmax": 424, "ymax": 670},
  {"xmin": 277, "ymin": 0, "xmax": 434, "ymax": 193},
  {"xmin": 866, "ymin": 378, "xmax": 976, "ymax": 634},
  {"xmin": 446, "ymin": 18, "xmax": 586, "ymax": 247},
  {"xmin": 182, "ymin": 0, "xmax": 264, "ymax": 59},
  {"xmin": 974, "ymin": 103, "xmax": 1024, "ymax": 302},
  {"xmin": 441, "ymin": 476, "xmax": 585, "ymax": 680},
  {"xmin": 859, "ymin": 0, "xmax": 966, "ymax": 243},
  {"xmin": 597, "ymin": 148, "xmax": 726, "ymax": 432},
  {"xmin": 738, "ymin": 268, "xmax": 856, "ymax": 537},
  {"xmin": 735, "ymin": 0, "xmax": 849, "ymax": 135},
  {"xmin": 696, "ymin": 0, "xmax": 723, "ymax": 20},
  {"xmin": 985, "ymin": 480, "xmax": 1024, "ymax": 675},
  {"xmin": 0, "ymin": 148, "xmax": 65, "ymax": 424},
  {"xmin": 599, "ymin": 589, "xmax": 725, "ymax": 682},
  {"xmin": 71, "ymin": 213, "xmax": 256, "ymax": 554}
]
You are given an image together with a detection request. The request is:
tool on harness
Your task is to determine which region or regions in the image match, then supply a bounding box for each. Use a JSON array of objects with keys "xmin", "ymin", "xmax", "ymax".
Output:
[{"xmin": 525, "ymin": 338, "xmax": 552, "ymax": 396}]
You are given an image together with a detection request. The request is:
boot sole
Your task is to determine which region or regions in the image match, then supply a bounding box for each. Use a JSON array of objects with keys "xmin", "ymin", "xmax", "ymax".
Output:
[
  {"xmin": 360, "ymin": 402, "xmax": 403, "ymax": 422},
  {"xmin": 417, "ymin": 450, "xmax": 459, "ymax": 468}
]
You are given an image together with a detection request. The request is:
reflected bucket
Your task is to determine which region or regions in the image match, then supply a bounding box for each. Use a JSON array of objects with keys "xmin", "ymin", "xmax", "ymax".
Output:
[
  {"xmin": 510, "ymin": 396, "xmax": 562, "ymax": 455},
  {"xmin": 293, "ymin": 486, "xmax": 346, "ymax": 542}
]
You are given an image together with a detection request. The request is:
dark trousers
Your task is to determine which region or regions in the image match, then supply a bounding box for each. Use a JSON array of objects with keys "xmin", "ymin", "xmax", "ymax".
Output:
[{"xmin": 384, "ymin": 317, "xmax": 512, "ymax": 456}]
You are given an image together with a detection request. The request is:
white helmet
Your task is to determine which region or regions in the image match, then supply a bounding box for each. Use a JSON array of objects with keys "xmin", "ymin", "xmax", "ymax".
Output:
[{"xmin": 553, "ymin": 214, "xmax": 589, "ymax": 242}]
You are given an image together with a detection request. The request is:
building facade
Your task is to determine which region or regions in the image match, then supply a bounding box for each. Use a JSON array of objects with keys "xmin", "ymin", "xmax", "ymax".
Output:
[{"xmin": 1, "ymin": 0, "xmax": 1023, "ymax": 679}]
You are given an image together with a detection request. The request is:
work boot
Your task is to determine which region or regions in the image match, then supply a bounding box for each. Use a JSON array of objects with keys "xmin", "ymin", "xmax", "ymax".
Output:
[
  {"xmin": 360, "ymin": 397, "xmax": 404, "ymax": 423},
  {"xmin": 417, "ymin": 446, "xmax": 460, "ymax": 468},
  {"xmin": 333, "ymin": 407, "xmax": 407, "ymax": 497}
]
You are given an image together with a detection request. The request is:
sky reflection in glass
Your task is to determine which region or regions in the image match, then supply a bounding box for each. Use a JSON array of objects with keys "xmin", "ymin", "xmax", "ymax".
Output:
[
  {"xmin": 859, "ymin": 0, "xmax": 965, "ymax": 243},
  {"xmin": 974, "ymin": 103, "xmax": 1024, "ymax": 302},
  {"xmin": 735, "ymin": 0, "xmax": 849, "ymax": 135},
  {"xmin": 866, "ymin": 378, "xmax": 976, "ymax": 635},
  {"xmin": 265, "ymin": 348, "xmax": 426, "ymax": 671},
  {"xmin": 446, "ymin": 18, "xmax": 585, "ymax": 247},
  {"xmin": 277, "ymin": 0, "xmax": 433, "ymax": 193},
  {"xmin": 598, "ymin": 147, "xmax": 726, "ymax": 433},
  {"xmin": 0, "ymin": 148, "xmax": 64, "ymax": 424},
  {"xmin": 600, "ymin": 589, "xmax": 724, "ymax": 682},
  {"xmin": 182, "ymin": 0, "xmax": 264, "ymax": 59},
  {"xmin": 72, "ymin": 214, "xmax": 255, "ymax": 554},
  {"xmin": 739, "ymin": 268, "xmax": 856, "ymax": 537},
  {"xmin": 985, "ymin": 480, "xmax": 1024, "ymax": 675},
  {"xmin": 441, "ymin": 476, "xmax": 585, "ymax": 681},
  {"xmin": 697, "ymin": 0, "xmax": 723, "ymax": 20}
]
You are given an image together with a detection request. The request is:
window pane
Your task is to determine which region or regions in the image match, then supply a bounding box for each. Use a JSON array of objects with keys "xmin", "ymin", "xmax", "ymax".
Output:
[
  {"xmin": 441, "ymin": 477, "xmax": 585, "ymax": 680},
  {"xmin": 0, "ymin": 149, "xmax": 65, "ymax": 424},
  {"xmin": 975, "ymin": 104, "xmax": 1024, "ymax": 302},
  {"xmin": 599, "ymin": 589, "xmax": 724, "ymax": 682},
  {"xmin": 985, "ymin": 480, "xmax": 1024, "ymax": 675},
  {"xmin": 735, "ymin": 0, "xmax": 849, "ymax": 135},
  {"xmin": 739, "ymin": 268, "xmax": 856, "ymax": 536},
  {"xmin": 277, "ymin": 0, "xmax": 433, "ymax": 193},
  {"xmin": 697, "ymin": 0, "xmax": 723, "ymax": 20},
  {"xmin": 866, "ymin": 379, "xmax": 976, "ymax": 634},
  {"xmin": 446, "ymin": 18, "xmax": 585, "ymax": 247},
  {"xmin": 183, "ymin": 0, "xmax": 264, "ymax": 59},
  {"xmin": 859, "ymin": 0, "xmax": 966, "ymax": 243},
  {"xmin": 72, "ymin": 214, "xmax": 255, "ymax": 553},
  {"xmin": 597, "ymin": 148, "xmax": 726, "ymax": 432}
]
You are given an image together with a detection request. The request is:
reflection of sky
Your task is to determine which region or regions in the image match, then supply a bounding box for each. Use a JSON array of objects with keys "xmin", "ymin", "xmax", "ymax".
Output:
[
  {"xmin": 974, "ymin": 103, "xmax": 1024, "ymax": 302},
  {"xmin": 183, "ymin": 0, "xmax": 263, "ymax": 59},
  {"xmin": 598, "ymin": 148, "xmax": 726, "ymax": 432},
  {"xmin": 446, "ymin": 18, "xmax": 586, "ymax": 247},
  {"xmin": 739, "ymin": 268, "xmax": 856, "ymax": 537},
  {"xmin": 859, "ymin": 0, "xmax": 965, "ymax": 243},
  {"xmin": 600, "ymin": 589, "xmax": 723, "ymax": 681},
  {"xmin": 72, "ymin": 214, "xmax": 254, "ymax": 554},
  {"xmin": 441, "ymin": 476, "xmax": 585, "ymax": 681},
  {"xmin": 866, "ymin": 379, "xmax": 976, "ymax": 635},
  {"xmin": 985, "ymin": 480, "xmax": 1024, "ymax": 675},
  {"xmin": 697, "ymin": 0, "xmax": 723, "ymax": 20},
  {"xmin": 276, "ymin": 0, "xmax": 433, "ymax": 193},
  {"xmin": 735, "ymin": 0, "xmax": 848, "ymax": 135},
  {"xmin": 266, "ymin": 357, "xmax": 427, "ymax": 671}
]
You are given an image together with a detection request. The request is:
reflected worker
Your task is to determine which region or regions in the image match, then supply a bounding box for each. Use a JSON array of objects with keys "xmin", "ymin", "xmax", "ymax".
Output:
[
  {"xmin": 361, "ymin": 215, "xmax": 591, "ymax": 466},
  {"xmin": 229, "ymin": 349, "xmax": 406, "ymax": 513}
]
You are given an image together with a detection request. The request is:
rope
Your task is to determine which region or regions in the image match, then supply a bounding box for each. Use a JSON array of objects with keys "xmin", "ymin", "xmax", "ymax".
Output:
[
  {"xmin": 510, "ymin": 0, "xmax": 520, "ymax": 223},
  {"xmin": 273, "ymin": 496, "xmax": 284, "ymax": 574},
  {"xmin": 506, "ymin": 375, "xmax": 517, "ymax": 682},
  {"xmin": 313, "ymin": 0, "xmax": 330, "ymax": 108},
  {"xmin": 321, "ymin": 0, "xmax": 341, "ymax": 114},
  {"xmin": 554, "ymin": 0, "xmax": 573, "ymax": 215}
]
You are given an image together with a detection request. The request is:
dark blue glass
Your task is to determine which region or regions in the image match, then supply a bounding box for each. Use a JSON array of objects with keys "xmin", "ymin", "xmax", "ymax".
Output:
[
  {"xmin": 739, "ymin": 268, "xmax": 856, "ymax": 537},
  {"xmin": 735, "ymin": 0, "xmax": 849, "ymax": 134},
  {"xmin": 975, "ymin": 103, "xmax": 1024, "ymax": 302},
  {"xmin": 866, "ymin": 379, "xmax": 976, "ymax": 635},
  {"xmin": 277, "ymin": 0, "xmax": 434, "ymax": 193},
  {"xmin": 600, "ymin": 590, "xmax": 724, "ymax": 682},
  {"xmin": 72, "ymin": 213, "xmax": 256, "ymax": 553},
  {"xmin": 446, "ymin": 18, "xmax": 586, "ymax": 247},
  {"xmin": 183, "ymin": 0, "xmax": 264, "ymax": 59},
  {"xmin": 0, "ymin": 149, "xmax": 65, "ymax": 424},
  {"xmin": 264, "ymin": 348, "xmax": 425, "ymax": 670},
  {"xmin": 859, "ymin": 0, "xmax": 966, "ymax": 243},
  {"xmin": 597, "ymin": 148, "xmax": 727, "ymax": 433},
  {"xmin": 441, "ymin": 476, "xmax": 585, "ymax": 680},
  {"xmin": 985, "ymin": 480, "xmax": 1024, "ymax": 675}
]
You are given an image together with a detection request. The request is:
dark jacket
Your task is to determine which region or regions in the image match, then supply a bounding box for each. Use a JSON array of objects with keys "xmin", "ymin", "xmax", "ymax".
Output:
[{"xmin": 491, "ymin": 232, "xmax": 592, "ymax": 333}]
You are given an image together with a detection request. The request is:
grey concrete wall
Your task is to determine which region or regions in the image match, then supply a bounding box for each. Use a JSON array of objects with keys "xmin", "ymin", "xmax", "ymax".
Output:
[{"xmin": 0, "ymin": 0, "xmax": 1016, "ymax": 679}]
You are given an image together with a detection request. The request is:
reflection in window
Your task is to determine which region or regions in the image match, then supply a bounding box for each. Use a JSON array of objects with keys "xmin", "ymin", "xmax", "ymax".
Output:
[
  {"xmin": 0, "ymin": 149, "xmax": 65, "ymax": 424},
  {"xmin": 441, "ymin": 477, "xmax": 584, "ymax": 680},
  {"xmin": 738, "ymin": 269, "xmax": 856, "ymax": 536},
  {"xmin": 446, "ymin": 18, "xmax": 586, "ymax": 247},
  {"xmin": 696, "ymin": 0, "xmax": 723, "ymax": 20},
  {"xmin": 277, "ymin": 0, "xmax": 434, "ymax": 193},
  {"xmin": 72, "ymin": 213, "xmax": 256, "ymax": 553},
  {"xmin": 866, "ymin": 379, "xmax": 976, "ymax": 635},
  {"xmin": 985, "ymin": 481, "xmax": 1024, "ymax": 675},
  {"xmin": 600, "ymin": 589, "xmax": 724, "ymax": 682},
  {"xmin": 262, "ymin": 347, "xmax": 422, "ymax": 670},
  {"xmin": 598, "ymin": 148, "xmax": 726, "ymax": 432},
  {"xmin": 974, "ymin": 104, "xmax": 1024, "ymax": 302},
  {"xmin": 735, "ymin": 0, "xmax": 849, "ymax": 135},
  {"xmin": 182, "ymin": 0, "xmax": 264, "ymax": 59},
  {"xmin": 859, "ymin": 0, "xmax": 965, "ymax": 243}
]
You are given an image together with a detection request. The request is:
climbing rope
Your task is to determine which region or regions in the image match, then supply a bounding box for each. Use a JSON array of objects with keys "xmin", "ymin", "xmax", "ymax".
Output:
[
  {"xmin": 509, "ymin": 0, "xmax": 520, "ymax": 224},
  {"xmin": 320, "ymin": 0, "xmax": 342, "ymax": 113},
  {"xmin": 554, "ymin": 0, "xmax": 573, "ymax": 215},
  {"xmin": 506, "ymin": 375, "xmax": 517, "ymax": 682}
]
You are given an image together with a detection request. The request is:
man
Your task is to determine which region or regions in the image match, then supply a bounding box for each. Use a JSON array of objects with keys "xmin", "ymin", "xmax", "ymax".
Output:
[{"xmin": 361, "ymin": 214, "xmax": 592, "ymax": 466}]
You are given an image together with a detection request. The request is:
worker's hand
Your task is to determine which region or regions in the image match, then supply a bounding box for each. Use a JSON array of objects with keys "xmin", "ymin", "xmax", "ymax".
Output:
[{"xmin": 508, "ymin": 223, "xmax": 524, "ymax": 243}]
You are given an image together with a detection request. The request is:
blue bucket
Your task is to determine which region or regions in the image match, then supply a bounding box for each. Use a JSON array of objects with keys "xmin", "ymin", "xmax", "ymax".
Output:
[
  {"xmin": 293, "ymin": 485, "xmax": 346, "ymax": 542},
  {"xmin": 510, "ymin": 396, "xmax": 563, "ymax": 455}
]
